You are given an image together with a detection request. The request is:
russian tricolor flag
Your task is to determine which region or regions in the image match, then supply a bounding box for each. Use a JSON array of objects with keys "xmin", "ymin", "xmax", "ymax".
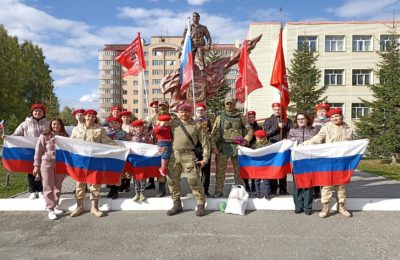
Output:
[
  {"xmin": 179, "ymin": 20, "xmax": 193, "ymax": 93},
  {"xmin": 2, "ymin": 136, "xmax": 37, "ymax": 173},
  {"xmin": 291, "ymin": 139, "xmax": 369, "ymax": 189},
  {"xmin": 117, "ymin": 141, "xmax": 161, "ymax": 180},
  {"xmin": 238, "ymin": 140, "xmax": 294, "ymax": 179},
  {"xmin": 55, "ymin": 136, "xmax": 130, "ymax": 185}
]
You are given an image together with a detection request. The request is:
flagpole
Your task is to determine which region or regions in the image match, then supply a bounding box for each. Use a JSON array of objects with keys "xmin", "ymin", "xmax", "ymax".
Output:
[
  {"xmin": 188, "ymin": 17, "xmax": 196, "ymax": 115},
  {"xmin": 138, "ymin": 32, "xmax": 150, "ymax": 118},
  {"xmin": 279, "ymin": 8, "xmax": 284, "ymax": 141}
]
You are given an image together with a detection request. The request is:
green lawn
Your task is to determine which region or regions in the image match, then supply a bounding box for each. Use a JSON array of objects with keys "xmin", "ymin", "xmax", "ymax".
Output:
[
  {"xmin": 0, "ymin": 162, "xmax": 28, "ymax": 198},
  {"xmin": 357, "ymin": 159, "xmax": 400, "ymax": 181}
]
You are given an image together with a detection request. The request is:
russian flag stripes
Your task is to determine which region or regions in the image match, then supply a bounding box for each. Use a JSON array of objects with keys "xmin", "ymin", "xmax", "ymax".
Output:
[
  {"xmin": 238, "ymin": 140, "xmax": 294, "ymax": 179},
  {"xmin": 291, "ymin": 139, "xmax": 369, "ymax": 188},
  {"xmin": 2, "ymin": 136, "xmax": 37, "ymax": 173}
]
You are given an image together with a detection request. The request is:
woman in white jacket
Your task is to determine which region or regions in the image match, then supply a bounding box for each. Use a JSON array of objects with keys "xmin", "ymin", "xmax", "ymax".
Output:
[{"xmin": 12, "ymin": 104, "xmax": 49, "ymax": 199}]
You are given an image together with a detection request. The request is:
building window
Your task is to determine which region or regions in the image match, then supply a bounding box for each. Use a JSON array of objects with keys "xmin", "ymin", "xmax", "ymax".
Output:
[
  {"xmin": 143, "ymin": 90, "xmax": 149, "ymax": 94},
  {"xmin": 122, "ymin": 80, "xmax": 127, "ymax": 85},
  {"xmin": 352, "ymin": 36, "xmax": 372, "ymax": 51},
  {"xmin": 144, "ymin": 70, "xmax": 149, "ymax": 76},
  {"xmin": 352, "ymin": 70, "xmax": 372, "ymax": 85},
  {"xmin": 328, "ymin": 103, "xmax": 344, "ymax": 111},
  {"xmin": 226, "ymin": 79, "xmax": 236, "ymax": 85},
  {"xmin": 229, "ymin": 88, "xmax": 236, "ymax": 94},
  {"xmin": 152, "ymin": 60, "xmax": 163, "ymax": 66},
  {"xmin": 152, "ymin": 50, "xmax": 163, "ymax": 56},
  {"xmin": 165, "ymin": 60, "xmax": 176, "ymax": 66},
  {"xmin": 144, "ymin": 108, "xmax": 148, "ymax": 113},
  {"xmin": 144, "ymin": 52, "xmax": 148, "ymax": 57},
  {"xmin": 152, "ymin": 89, "xmax": 162, "ymax": 94},
  {"xmin": 152, "ymin": 79, "xmax": 161, "ymax": 85},
  {"xmin": 133, "ymin": 109, "xmax": 139, "ymax": 113},
  {"xmin": 100, "ymin": 107, "xmax": 111, "ymax": 113},
  {"xmin": 325, "ymin": 36, "xmax": 345, "ymax": 52},
  {"xmin": 133, "ymin": 90, "xmax": 138, "ymax": 95},
  {"xmin": 324, "ymin": 70, "xmax": 344, "ymax": 85},
  {"xmin": 122, "ymin": 90, "xmax": 127, "ymax": 95},
  {"xmin": 380, "ymin": 35, "xmax": 400, "ymax": 51},
  {"xmin": 165, "ymin": 50, "xmax": 176, "ymax": 56},
  {"xmin": 298, "ymin": 36, "xmax": 318, "ymax": 51},
  {"xmin": 133, "ymin": 100, "xmax": 139, "ymax": 104},
  {"xmin": 352, "ymin": 103, "xmax": 369, "ymax": 119},
  {"xmin": 227, "ymin": 69, "xmax": 238, "ymax": 75},
  {"xmin": 152, "ymin": 70, "xmax": 163, "ymax": 75},
  {"xmin": 133, "ymin": 81, "xmax": 138, "ymax": 86},
  {"xmin": 165, "ymin": 69, "xmax": 174, "ymax": 74},
  {"xmin": 122, "ymin": 99, "xmax": 127, "ymax": 104}
]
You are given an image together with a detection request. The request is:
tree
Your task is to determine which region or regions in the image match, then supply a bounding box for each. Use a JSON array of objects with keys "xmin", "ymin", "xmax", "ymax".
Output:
[
  {"xmin": 59, "ymin": 106, "xmax": 76, "ymax": 126},
  {"xmin": 204, "ymin": 49, "xmax": 231, "ymax": 120},
  {"xmin": 287, "ymin": 45, "xmax": 328, "ymax": 115},
  {"xmin": 356, "ymin": 24, "xmax": 400, "ymax": 164}
]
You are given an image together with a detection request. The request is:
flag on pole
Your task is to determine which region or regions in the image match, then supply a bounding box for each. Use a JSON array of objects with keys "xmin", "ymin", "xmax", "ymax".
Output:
[
  {"xmin": 115, "ymin": 33, "xmax": 146, "ymax": 78},
  {"xmin": 238, "ymin": 140, "xmax": 294, "ymax": 179},
  {"xmin": 179, "ymin": 20, "xmax": 194, "ymax": 93},
  {"xmin": 235, "ymin": 40, "xmax": 263, "ymax": 103},
  {"xmin": 291, "ymin": 139, "xmax": 369, "ymax": 188},
  {"xmin": 270, "ymin": 28, "xmax": 290, "ymax": 122}
]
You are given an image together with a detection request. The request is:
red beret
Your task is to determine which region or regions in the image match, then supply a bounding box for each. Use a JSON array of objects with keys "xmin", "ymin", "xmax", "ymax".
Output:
[
  {"xmin": 131, "ymin": 119, "xmax": 144, "ymax": 127},
  {"xmin": 111, "ymin": 106, "xmax": 122, "ymax": 112},
  {"xmin": 248, "ymin": 111, "xmax": 256, "ymax": 116},
  {"xmin": 107, "ymin": 116, "xmax": 122, "ymax": 123},
  {"xmin": 315, "ymin": 103, "xmax": 330, "ymax": 111},
  {"xmin": 195, "ymin": 102, "xmax": 206, "ymax": 110},
  {"xmin": 72, "ymin": 109, "xmax": 85, "ymax": 116},
  {"xmin": 84, "ymin": 109, "xmax": 97, "ymax": 116},
  {"xmin": 176, "ymin": 103, "xmax": 193, "ymax": 112},
  {"xmin": 150, "ymin": 101, "xmax": 159, "ymax": 107},
  {"xmin": 120, "ymin": 111, "xmax": 132, "ymax": 117},
  {"xmin": 272, "ymin": 103, "xmax": 281, "ymax": 108},
  {"xmin": 158, "ymin": 114, "xmax": 171, "ymax": 122},
  {"xmin": 31, "ymin": 104, "xmax": 46, "ymax": 113},
  {"xmin": 326, "ymin": 108, "xmax": 342, "ymax": 117},
  {"xmin": 254, "ymin": 130, "xmax": 267, "ymax": 138}
]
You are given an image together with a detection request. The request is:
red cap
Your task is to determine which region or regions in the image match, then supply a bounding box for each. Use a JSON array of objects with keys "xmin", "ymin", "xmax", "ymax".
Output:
[
  {"xmin": 272, "ymin": 103, "xmax": 281, "ymax": 108},
  {"xmin": 72, "ymin": 109, "xmax": 85, "ymax": 116},
  {"xmin": 326, "ymin": 108, "xmax": 342, "ymax": 117},
  {"xmin": 195, "ymin": 102, "xmax": 206, "ymax": 110},
  {"xmin": 31, "ymin": 104, "xmax": 46, "ymax": 113},
  {"xmin": 315, "ymin": 103, "xmax": 330, "ymax": 112},
  {"xmin": 176, "ymin": 103, "xmax": 193, "ymax": 112},
  {"xmin": 131, "ymin": 119, "xmax": 144, "ymax": 127},
  {"xmin": 150, "ymin": 101, "xmax": 159, "ymax": 107},
  {"xmin": 120, "ymin": 111, "xmax": 132, "ymax": 117},
  {"xmin": 248, "ymin": 111, "xmax": 256, "ymax": 116},
  {"xmin": 111, "ymin": 106, "xmax": 122, "ymax": 112},
  {"xmin": 254, "ymin": 130, "xmax": 267, "ymax": 138},
  {"xmin": 158, "ymin": 114, "xmax": 171, "ymax": 122},
  {"xmin": 84, "ymin": 109, "xmax": 97, "ymax": 116},
  {"xmin": 107, "ymin": 116, "xmax": 122, "ymax": 123}
]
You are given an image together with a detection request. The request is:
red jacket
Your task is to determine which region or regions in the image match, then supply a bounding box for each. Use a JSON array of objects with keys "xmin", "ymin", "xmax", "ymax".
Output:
[{"xmin": 153, "ymin": 124, "xmax": 172, "ymax": 141}]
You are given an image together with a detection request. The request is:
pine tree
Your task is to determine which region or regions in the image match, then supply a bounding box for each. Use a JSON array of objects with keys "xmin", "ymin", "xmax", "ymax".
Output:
[
  {"xmin": 287, "ymin": 45, "xmax": 327, "ymax": 115},
  {"xmin": 356, "ymin": 24, "xmax": 400, "ymax": 163},
  {"xmin": 59, "ymin": 106, "xmax": 76, "ymax": 126},
  {"xmin": 204, "ymin": 50, "xmax": 231, "ymax": 120}
]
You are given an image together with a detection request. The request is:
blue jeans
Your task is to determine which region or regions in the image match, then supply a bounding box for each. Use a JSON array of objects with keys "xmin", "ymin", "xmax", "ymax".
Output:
[{"xmin": 158, "ymin": 141, "xmax": 172, "ymax": 160}]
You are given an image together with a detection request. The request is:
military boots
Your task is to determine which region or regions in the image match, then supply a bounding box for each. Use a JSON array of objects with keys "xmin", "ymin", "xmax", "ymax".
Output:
[
  {"xmin": 70, "ymin": 199, "xmax": 85, "ymax": 217},
  {"xmin": 319, "ymin": 203, "xmax": 330, "ymax": 218},
  {"xmin": 91, "ymin": 200, "xmax": 105, "ymax": 217},
  {"xmin": 167, "ymin": 199, "xmax": 183, "ymax": 216},
  {"xmin": 196, "ymin": 205, "xmax": 205, "ymax": 217},
  {"xmin": 338, "ymin": 203, "xmax": 352, "ymax": 217}
]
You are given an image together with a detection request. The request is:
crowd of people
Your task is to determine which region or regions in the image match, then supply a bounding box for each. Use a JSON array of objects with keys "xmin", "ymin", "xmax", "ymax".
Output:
[{"xmin": 7, "ymin": 96, "xmax": 355, "ymax": 220}]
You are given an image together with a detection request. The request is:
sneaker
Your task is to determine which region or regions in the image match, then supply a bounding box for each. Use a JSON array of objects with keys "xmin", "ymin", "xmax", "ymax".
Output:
[
  {"xmin": 48, "ymin": 211, "xmax": 57, "ymax": 220},
  {"xmin": 38, "ymin": 192, "xmax": 44, "ymax": 199},
  {"xmin": 132, "ymin": 194, "xmax": 140, "ymax": 202},
  {"xmin": 139, "ymin": 194, "xmax": 146, "ymax": 202},
  {"xmin": 28, "ymin": 193, "xmax": 36, "ymax": 200},
  {"xmin": 53, "ymin": 207, "xmax": 64, "ymax": 215}
]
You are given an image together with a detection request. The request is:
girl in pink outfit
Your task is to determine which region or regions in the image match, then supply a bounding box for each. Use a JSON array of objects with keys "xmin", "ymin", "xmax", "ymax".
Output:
[{"xmin": 33, "ymin": 118, "xmax": 69, "ymax": 220}]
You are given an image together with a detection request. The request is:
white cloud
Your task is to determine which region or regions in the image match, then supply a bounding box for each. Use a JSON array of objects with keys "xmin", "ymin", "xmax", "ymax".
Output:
[
  {"xmin": 80, "ymin": 89, "xmax": 99, "ymax": 102},
  {"xmin": 328, "ymin": 0, "xmax": 400, "ymax": 18},
  {"xmin": 187, "ymin": 0, "xmax": 212, "ymax": 6},
  {"xmin": 52, "ymin": 68, "xmax": 98, "ymax": 88},
  {"xmin": 59, "ymin": 97, "xmax": 98, "ymax": 110}
]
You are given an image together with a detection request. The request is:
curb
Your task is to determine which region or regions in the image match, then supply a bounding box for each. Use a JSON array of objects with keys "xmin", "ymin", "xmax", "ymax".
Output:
[{"xmin": 0, "ymin": 197, "xmax": 399, "ymax": 212}]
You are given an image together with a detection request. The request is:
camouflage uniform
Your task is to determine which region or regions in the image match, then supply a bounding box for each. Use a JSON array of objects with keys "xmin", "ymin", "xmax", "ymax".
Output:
[
  {"xmin": 210, "ymin": 96, "xmax": 254, "ymax": 197},
  {"xmin": 167, "ymin": 118, "xmax": 210, "ymax": 206}
]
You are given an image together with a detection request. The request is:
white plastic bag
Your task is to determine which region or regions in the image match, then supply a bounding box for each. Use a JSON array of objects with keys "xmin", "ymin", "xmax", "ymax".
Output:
[{"xmin": 224, "ymin": 185, "xmax": 249, "ymax": 216}]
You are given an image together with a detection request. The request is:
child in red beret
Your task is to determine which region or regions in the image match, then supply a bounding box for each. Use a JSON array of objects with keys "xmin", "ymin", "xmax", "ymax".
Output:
[{"xmin": 153, "ymin": 114, "xmax": 172, "ymax": 176}]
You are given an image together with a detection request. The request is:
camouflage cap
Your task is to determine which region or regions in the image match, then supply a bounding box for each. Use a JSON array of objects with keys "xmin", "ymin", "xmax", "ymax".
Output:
[
  {"xmin": 158, "ymin": 99, "xmax": 169, "ymax": 107},
  {"xmin": 224, "ymin": 95, "xmax": 236, "ymax": 104}
]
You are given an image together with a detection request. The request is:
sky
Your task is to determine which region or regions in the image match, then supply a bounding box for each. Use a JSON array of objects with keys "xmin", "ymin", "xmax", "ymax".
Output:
[{"xmin": 1, "ymin": 0, "xmax": 399, "ymax": 110}]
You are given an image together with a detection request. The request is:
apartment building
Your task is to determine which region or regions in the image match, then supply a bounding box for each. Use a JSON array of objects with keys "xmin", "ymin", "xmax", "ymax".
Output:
[
  {"xmin": 247, "ymin": 21, "xmax": 396, "ymax": 127},
  {"xmin": 98, "ymin": 36, "xmax": 238, "ymax": 120}
]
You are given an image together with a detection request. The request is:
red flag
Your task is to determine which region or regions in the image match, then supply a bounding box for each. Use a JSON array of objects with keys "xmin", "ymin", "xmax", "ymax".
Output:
[
  {"xmin": 270, "ymin": 28, "xmax": 290, "ymax": 122},
  {"xmin": 235, "ymin": 40, "xmax": 263, "ymax": 103},
  {"xmin": 115, "ymin": 33, "xmax": 146, "ymax": 78}
]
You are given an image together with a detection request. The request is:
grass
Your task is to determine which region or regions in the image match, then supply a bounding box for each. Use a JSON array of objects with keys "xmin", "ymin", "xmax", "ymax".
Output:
[
  {"xmin": 0, "ymin": 162, "xmax": 28, "ymax": 198},
  {"xmin": 357, "ymin": 159, "xmax": 400, "ymax": 181}
]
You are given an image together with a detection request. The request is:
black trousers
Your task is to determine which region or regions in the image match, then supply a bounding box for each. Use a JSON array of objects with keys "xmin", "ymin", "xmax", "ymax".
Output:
[
  {"xmin": 265, "ymin": 177, "xmax": 287, "ymax": 194},
  {"xmin": 293, "ymin": 176, "xmax": 313, "ymax": 211},
  {"xmin": 27, "ymin": 174, "xmax": 43, "ymax": 193},
  {"xmin": 196, "ymin": 153, "xmax": 211, "ymax": 194}
]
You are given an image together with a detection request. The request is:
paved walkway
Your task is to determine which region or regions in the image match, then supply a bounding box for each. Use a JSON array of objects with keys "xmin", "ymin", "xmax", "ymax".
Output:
[{"xmin": 12, "ymin": 169, "xmax": 400, "ymax": 199}]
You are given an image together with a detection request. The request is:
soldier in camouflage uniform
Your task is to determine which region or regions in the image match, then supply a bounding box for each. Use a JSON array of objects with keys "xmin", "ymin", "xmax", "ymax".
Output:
[
  {"xmin": 210, "ymin": 96, "xmax": 254, "ymax": 198},
  {"xmin": 166, "ymin": 103, "xmax": 210, "ymax": 217}
]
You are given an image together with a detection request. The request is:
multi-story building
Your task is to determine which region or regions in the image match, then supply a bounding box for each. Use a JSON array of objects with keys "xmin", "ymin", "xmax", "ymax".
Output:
[
  {"xmin": 247, "ymin": 21, "xmax": 395, "ymax": 127},
  {"xmin": 98, "ymin": 36, "xmax": 238, "ymax": 120}
]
